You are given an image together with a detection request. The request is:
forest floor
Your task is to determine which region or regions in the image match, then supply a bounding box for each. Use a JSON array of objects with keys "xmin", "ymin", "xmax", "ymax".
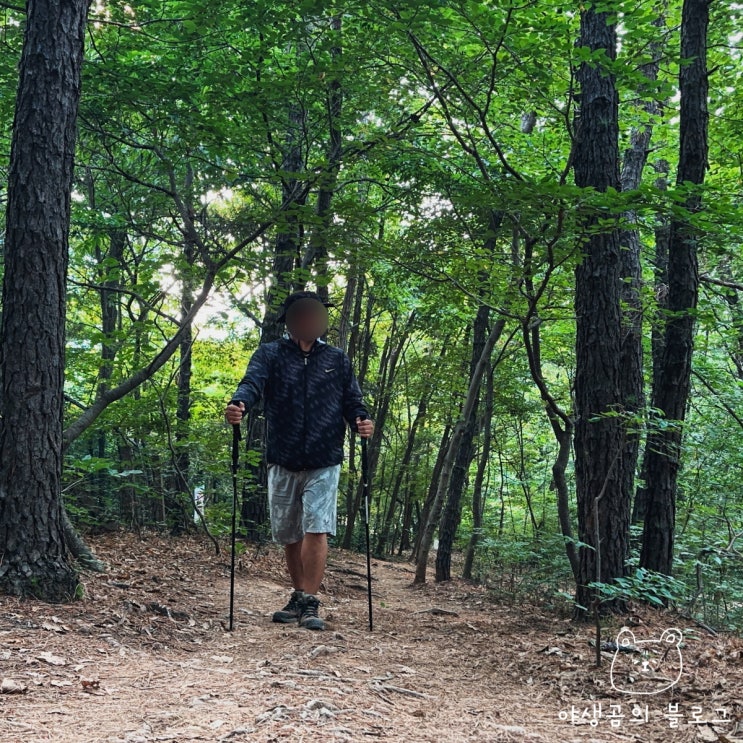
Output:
[{"xmin": 0, "ymin": 532, "xmax": 741, "ymax": 743}]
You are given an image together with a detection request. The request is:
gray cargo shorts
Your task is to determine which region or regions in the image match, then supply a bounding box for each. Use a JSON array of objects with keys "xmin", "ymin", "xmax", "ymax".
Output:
[{"xmin": 267, "ymin": 463, "xmax": 341, "ymax": 544}]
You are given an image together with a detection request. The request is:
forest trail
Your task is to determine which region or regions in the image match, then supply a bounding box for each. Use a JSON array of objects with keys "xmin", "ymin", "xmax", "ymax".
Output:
[{"xmin": 0, "ymin": 533, "xmax": 740, "ymax": 743}]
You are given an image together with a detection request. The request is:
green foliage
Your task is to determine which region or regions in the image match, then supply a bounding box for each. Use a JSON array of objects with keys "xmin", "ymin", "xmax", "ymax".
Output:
[
  {"xmin": 204, "ymin": 501, "xmax": 236, "ymax": 539},
  {"xmin": 475, "ymin": 532, "xmax": 577, "ymax": 605},
  {"xmin": 589, "ymin": 568, "xmax": 688, "ymax": 608}
]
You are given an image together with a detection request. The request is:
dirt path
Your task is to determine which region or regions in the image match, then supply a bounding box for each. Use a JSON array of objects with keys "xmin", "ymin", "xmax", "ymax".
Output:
[{"xmin": 1, "ymin": 534, "xmax": 741, "ymax": 742}]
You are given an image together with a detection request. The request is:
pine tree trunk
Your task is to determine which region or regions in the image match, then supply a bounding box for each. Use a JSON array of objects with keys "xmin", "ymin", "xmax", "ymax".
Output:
[
  {"xmin": 640, "ymin": 0, "xmax": 708, "ymax": 576},
  {"xmin": 617, "ymin": 19, "xmax": 663, "ymax": 537},
  {"xmin": 572, "ymin": 8, "xmax": 628, "ymax": 615},
  {"xmin": 633, "ymin": 161, "xmax": 670, "ymax": 523},
  {"xmin": 619, "ymin": 14, "xmax": 665, "ymax": 527},
  {"xmin": 0, "ymin": 0, "xmax": 90, "ymax": 601}
]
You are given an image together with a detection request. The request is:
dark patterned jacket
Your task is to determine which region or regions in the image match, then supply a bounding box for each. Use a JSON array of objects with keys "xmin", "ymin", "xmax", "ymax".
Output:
[{"xmin": 231, "ymin": 338, "xmax": 369, "ymax": 470}]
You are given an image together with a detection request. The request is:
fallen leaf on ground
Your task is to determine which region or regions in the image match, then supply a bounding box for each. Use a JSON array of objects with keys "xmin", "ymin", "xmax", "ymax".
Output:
[
  {"xmin": 309, "ymin": 644, "xmax": 339, "ymax": 658},
  {"xmin": 41, "ymin": 621, "xmax": 66, "ymax": 633},
  {"xmin": 37, "ymin": 651, "xmax": 66, "ymax": 666},
  {"xmin": 1, "ymin": 678, "xmax": 28, "ymax": 694}
]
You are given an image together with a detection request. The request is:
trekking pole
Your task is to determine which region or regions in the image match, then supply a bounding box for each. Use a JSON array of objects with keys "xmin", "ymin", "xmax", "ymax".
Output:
[
  {"xmin": 360, "ymin": 435, "xmax": 373, "ymax": 631},
  {"xmin": 228, "ymin": 423, "xmax": 241, "ymax": 631}
]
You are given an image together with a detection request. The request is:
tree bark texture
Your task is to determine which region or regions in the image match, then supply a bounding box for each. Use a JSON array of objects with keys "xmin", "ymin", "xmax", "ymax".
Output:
[
  {"xmin": 572, "ymin": 9, "xmax": 629, "ymax": 613},
  {"xmin": 0, "ymin": 0, "xmax": 90, "ymax": 601},
  {"xmin": 640, "ymin": 0, "xmax": 708, "ymax": 575},
  {"xmin": 617, "ymin": 15, "xmax": 664, "ymax": 537},
  {"xmin": 633, "ymin": 160, "xmax": 670, "ymax": 523}
]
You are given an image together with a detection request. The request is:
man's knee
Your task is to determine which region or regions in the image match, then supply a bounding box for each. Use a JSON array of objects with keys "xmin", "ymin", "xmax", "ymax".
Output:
[{"xmin": 302, "ymin": 532, "xmax": 328, "ymax": 547}]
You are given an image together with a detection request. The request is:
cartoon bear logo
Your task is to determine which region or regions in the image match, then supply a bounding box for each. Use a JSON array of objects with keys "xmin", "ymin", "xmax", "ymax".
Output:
[{"xmin": 610, "ymin": 627, "xmax": 683, "ymax": 695}]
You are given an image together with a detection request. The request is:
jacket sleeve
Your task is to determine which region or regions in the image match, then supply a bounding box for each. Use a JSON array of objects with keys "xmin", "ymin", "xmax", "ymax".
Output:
[
  {"xmin": 341, "ymin": 352, "xmax": 369, "ymax": 430},
  {"xmin": 231, "ymin": 344, "xmax": 271, "ymax": 412}
]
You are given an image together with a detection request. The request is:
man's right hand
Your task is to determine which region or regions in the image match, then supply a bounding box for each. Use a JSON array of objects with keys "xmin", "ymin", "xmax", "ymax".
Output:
[{"xmin": 225, "ymin": 401, "xmax": 246, "ymax": 425}]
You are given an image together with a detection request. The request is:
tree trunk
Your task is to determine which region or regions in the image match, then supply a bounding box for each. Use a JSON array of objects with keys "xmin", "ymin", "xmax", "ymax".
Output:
[
  {"xmin": 572, "ymin": 8, "xmax": 628, "ymax": 615},
  {"xmin": 162, "ymin": 162, "xmax": 199, "ymax": 535},
  {"xmin": 633, "ymin": 160, "xmax": 671, "ymax": 523},
  {"xmin": 168, "ymin": 229, "xmax": 196, "ymax": 535},
  {"xmin": 462, "ymin": 367, "xmax": 494, "ymax": 580},
  {"xmin": 415, "ymin": 319, "xmax": 505, "ymax": 584},
  {"xmin": 86, "ymin": 207, "xmax": 124, "ymax": 524},
  {"xmin": 411, "ymin": 423, "xmax": 451, "ymax": 561},
  {"xmin": 344, "ymin": 309, "xmax": 414, "ymax": 550},
  {"xmin": 375, "ymin": 389, "xmax": 430, "ymax": 556},
  {"xmin": 618, "ymin": 12, "xmax": 665, "ymax": 527},
  {"xmin": 302, "ymin": 13, "xmax": 342, "ymax": 299},
  {"xmin": 435, "ymin": 303, "xmax": 491, "ymax": 582},
  {"xmin": 617, "ymin": 15, "xmax": 664, "ymax": 537},
  {"xmin": 640, "ymin": 0, "xmax": 708, "ymax": 575},
  {"xmin": 374, "ymin": 340, "xmax": 444, "ymax": 556},
  {"xmin": 522, "ymin": 314, "xmax": 579, "ymax": 582},
  {"xmin": 0, "ymin": 0, "xmax": 90, "ymax": 601},
  {"xmin": 341, "ymin": 282, "xmax": 373, "ymax": 549},
  {"xmin": 436, "ymin": 409, "xmax": 477, "ymax": 582},
  {"xmin": 397, "ymin": 479, "xmax": 416, "ymax": 555}
]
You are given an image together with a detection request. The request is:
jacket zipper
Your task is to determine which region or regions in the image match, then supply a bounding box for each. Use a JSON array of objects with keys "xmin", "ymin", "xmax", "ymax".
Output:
[
  {"xmin": 289, "ymin": 338, "xmax": 320, "ymax": 468},
  {"xmin": 302, "ymin": 350, "xmax": 309, "ymax": 466}
]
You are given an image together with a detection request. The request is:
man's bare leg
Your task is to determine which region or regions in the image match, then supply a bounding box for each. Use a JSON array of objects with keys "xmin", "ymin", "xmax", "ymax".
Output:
[
  {"xmin": 284, "ymin": 541, "xmax": 304, "ymax": 591},
  {"xmin": 284, "ymin": 534, "xmax": 327, "ymax": 594},
  {"xmin": 282, "ymin": 534, "xmax": 327, "ymax": 629},
  {"xmin": 299, "ymin": 532, "xmax": 327, "ymax": 595}
]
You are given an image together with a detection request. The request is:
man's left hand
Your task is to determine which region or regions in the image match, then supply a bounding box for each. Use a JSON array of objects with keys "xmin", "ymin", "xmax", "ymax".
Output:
[{"xmin": 356, "ymin": 417, "xmax": 374, "ymax": 439}]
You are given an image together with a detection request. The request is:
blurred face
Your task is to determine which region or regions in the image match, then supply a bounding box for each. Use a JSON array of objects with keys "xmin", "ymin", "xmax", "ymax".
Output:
[{"xmin": 285, "ymin": 298, "xmax": 329, "ymax": 342}]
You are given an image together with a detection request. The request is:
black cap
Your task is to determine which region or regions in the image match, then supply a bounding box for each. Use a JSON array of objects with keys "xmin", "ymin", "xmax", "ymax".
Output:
[{"xmin": 277, "ymin": 290, "xmax": 335, "ymax": 322}]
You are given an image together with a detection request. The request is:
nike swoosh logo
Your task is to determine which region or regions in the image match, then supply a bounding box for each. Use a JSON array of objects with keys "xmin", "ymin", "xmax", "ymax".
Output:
[{"xmin": 324, "ymin": 368, "xmax": 335, "ymax": 373}]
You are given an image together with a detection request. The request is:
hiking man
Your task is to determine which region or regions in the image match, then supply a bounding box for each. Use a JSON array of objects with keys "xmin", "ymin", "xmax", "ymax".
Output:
[{"xmin": 225, "ymin": 290, "xmax": 374, "ymax": 630}]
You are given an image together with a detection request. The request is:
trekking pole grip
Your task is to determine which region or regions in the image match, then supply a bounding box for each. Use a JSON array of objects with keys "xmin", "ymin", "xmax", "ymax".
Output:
[{"xmin": 231, "ymin": 424, "xmax": 241, "ymax": 472}]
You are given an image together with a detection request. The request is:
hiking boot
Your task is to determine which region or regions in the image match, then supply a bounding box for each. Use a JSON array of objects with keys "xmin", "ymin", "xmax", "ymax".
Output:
[
  {"xmin": 272, "ymin": 590, "xmax": 303, "ymax": 624},
  {"xmin": 298, "ymin": 592, "xmax": 325, "ymax": 631}
]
